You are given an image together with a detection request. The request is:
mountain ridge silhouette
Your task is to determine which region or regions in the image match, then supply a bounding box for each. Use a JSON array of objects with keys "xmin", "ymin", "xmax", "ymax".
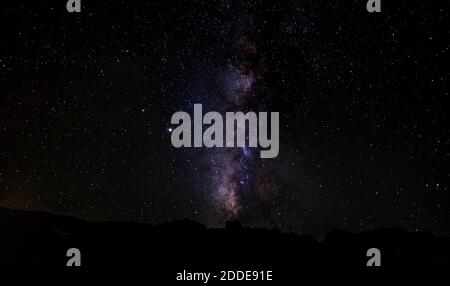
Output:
[{"xmin": 1, "ymin": 206, "xmax": 449, "ymax": 278}]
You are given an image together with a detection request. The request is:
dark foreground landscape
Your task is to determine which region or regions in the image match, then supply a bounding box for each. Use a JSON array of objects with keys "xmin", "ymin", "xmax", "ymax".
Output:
[{"xmin": 1, "ymin": 207, "xmax": 449, "ymax": 280}]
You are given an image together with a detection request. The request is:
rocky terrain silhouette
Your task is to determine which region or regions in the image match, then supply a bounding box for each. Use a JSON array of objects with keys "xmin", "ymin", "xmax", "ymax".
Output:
[{"xmin": 1, "ymin": 207, "xmax": 449, "ymax": 279}]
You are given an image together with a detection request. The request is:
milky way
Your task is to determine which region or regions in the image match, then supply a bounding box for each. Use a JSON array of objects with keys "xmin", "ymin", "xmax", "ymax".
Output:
[
  {"xmin": 207, "ymin": 4, "xmax": 269, "ymax": 223},
  {"xmin": 1, "ymin": 1, "xmax": 448, "ymax": 237}
]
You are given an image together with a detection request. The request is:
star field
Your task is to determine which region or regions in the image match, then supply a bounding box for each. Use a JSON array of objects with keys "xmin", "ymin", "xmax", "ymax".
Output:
[{"xmin": 0, "ymin": 0, "xmax": 449, "ymax": 237}]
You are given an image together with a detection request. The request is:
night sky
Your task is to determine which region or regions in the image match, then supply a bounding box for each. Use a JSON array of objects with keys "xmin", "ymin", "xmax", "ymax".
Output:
[{"xmin": 1, "ymin": 0, "xmax": 449, "ymax": 237}]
